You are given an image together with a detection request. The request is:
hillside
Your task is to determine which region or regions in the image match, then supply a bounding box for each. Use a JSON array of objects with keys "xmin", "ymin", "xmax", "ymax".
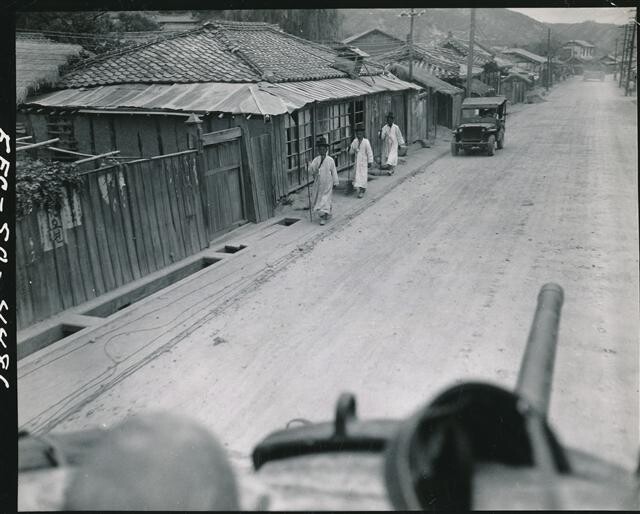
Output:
[
  {"xmin": 339, "ymin": 8, "xmax": 623, "ymax": 56},
  {"xmin": 548, "ymin": 20, "xmax": 626, "ymax": 55}
]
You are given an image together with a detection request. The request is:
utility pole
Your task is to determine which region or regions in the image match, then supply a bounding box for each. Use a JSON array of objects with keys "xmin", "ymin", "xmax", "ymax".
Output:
[
  {"xmin": 546, "ymin": 28, "xmax": 551, "ymax": 92},
  {"xmin": 613, "ymin": 38, "xmax": 619, "ymax": 80},
  {"xmin": 624, "ymin": 17, "xmax": 636, "ymax": 96},
  {"xmin": 619, "ymin": 24, "xmax": 629, "ymax": 88},
  {"xmin": 466, "ymin": 8, "xmax": 476, "ymax": 98},
  {"xmin": 400, "ymin": 8, "xmax": 424, "ymax": 81}
]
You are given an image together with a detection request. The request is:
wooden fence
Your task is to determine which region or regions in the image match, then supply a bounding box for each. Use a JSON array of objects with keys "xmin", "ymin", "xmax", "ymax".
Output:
[{"xmin": 16, "ymin": 150, "xmax": 209, "ymax": 329}]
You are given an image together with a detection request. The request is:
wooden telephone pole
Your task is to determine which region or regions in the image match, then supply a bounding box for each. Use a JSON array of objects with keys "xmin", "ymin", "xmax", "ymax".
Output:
[
  {"xmin": 400, "ymin": 8, "xmax": 424, "ymax": 81},
  {"xmin": 618, "ymin": 23, "xmax": 629, "ymax": 88},
  {"xmin": 613, "ymin": 38, "xmax": 619, "ymax": 80},
  {"xmin": 624, "ymin": 17, "xmax": 636, "ymax": 96},
  {"xmin": 466, "ymin": 8, "xmax": 476, "ymax": 98},
  {"xmin": 546, "ymin": 28, "xmax": 551, "ymax": 92}
]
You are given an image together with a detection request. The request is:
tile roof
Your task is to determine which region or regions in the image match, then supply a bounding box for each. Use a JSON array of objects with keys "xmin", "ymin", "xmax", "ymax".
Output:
[
  {"xmin": 470, "ymin": 78, "xmax": 492, "ymax": 95},
  {"xmin": 374, "ymin": 44, "xmax": 460, "ymax": 78},
  {"xmin": 501, "ymin": 48, "xmax": 547, "ymax": 64},
  {"xmin": 389, "ymin": 63, "xmax": 463, "ymax": 96},
  {"xmin": 59, "ymin": 20, "xmax": 374, "ymax": 88},
  {"xmin": 440, "ymin": 36, "xmax": 494, "ymax": 65}
]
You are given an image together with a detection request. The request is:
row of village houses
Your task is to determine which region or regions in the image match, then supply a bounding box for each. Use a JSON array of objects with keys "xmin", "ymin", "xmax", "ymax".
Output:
[{"xmin": 14, "ymin": 21, "xmax": 617, "ymax": 329}]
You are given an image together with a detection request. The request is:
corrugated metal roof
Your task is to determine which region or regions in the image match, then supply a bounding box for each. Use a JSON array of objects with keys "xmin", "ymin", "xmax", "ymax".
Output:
[
  {"xmin": 462, "ymin": 96, "xmax": 507, "ymax": 108},
  {"xmin": 24, "ymin": 74, "xmax": 420, "ymax": 116}
]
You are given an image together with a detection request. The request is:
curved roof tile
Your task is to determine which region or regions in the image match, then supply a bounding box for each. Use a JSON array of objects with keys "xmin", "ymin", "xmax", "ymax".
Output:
[{"xmin": 59, "ymin": 21, "xmax": 369, "ymax": 88}]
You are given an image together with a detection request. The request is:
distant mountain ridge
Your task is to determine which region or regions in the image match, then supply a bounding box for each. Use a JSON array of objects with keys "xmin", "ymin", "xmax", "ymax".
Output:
[{"xmin": 339, "ymin": 8, "xmax": 623, "ymax": 56}]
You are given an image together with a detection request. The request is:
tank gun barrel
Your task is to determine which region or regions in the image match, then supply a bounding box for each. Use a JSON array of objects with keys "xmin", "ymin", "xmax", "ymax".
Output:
[{"xmin": 516, "ymin": 283, "xmax": 565, "ymax": 417}]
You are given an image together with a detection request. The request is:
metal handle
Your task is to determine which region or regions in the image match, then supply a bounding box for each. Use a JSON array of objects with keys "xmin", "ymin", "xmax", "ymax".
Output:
[{"xmin": 516, "ymin": 283, "xmax": 564, "ymax": 417}]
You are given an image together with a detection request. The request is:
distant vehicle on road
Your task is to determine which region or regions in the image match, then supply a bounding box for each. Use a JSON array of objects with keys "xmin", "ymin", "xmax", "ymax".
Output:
[
  {"xmin": 451, "ymin": 96, "xmax": 507, "ymax": 157},
  {"xmin": 583, "ymin": 69, "xmax": 605, "ymax": 81}
]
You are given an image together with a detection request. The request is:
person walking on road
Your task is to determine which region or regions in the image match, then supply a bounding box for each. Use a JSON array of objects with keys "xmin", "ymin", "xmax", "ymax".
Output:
[
  {"xmin": 309, "ymin": 136, "xmax": 339, "ymax": 226},
  {"xmin": 349, "ymin": 126, "xmax": 373, "ymax": 199},
  {"xmin": 379, "ymin": 113, "xmax": 405, "ymax": 175}
]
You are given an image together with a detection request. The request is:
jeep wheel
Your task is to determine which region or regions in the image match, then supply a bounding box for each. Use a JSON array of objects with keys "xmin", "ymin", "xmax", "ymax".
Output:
[
  {"xmin": 451, "ymin": 142, "xmax": 458, "ymax": 156},
  {"xmin": 487, "ymin": 136, "xmax": 495, "ymax": 156},
  {"xmin": 497, "ymin": 133, "xmax": 504, "ymax": 150}
]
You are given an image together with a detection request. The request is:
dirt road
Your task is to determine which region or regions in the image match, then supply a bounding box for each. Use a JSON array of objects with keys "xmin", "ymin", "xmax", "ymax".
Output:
[{"xmin": 54, "ymin": 77, "xmax": 638, "ymax": 474}]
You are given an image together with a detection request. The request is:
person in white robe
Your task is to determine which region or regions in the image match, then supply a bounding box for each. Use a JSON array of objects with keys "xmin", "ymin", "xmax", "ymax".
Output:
[
  {"xmin": 379, "ymin": 113, "xmax": 405, "ymax": 174},
  {"xmin": 349, "ymin": 126, "xmax": 373, "ymax": 198},
  {"xmin": 309, "ymin": 137, "xmax": 339, "ymax": 225}
]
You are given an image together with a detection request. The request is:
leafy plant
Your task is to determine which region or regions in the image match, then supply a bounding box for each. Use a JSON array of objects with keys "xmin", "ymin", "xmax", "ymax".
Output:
[{"xmin": 16, "ymin": 158, "xmax": 84, "ymax": 218}]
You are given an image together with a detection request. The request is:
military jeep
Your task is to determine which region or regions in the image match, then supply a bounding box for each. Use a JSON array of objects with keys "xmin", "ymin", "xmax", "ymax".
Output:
[
  {"xmin": 583, "ymin": 69, "xmax": 605, "ymax": 82},
  {"xmin": 451, "ymin": 96, "xmax": 507, "ymax": 157}
]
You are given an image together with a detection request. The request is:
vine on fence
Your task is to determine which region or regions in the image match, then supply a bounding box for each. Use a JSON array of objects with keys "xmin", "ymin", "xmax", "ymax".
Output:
[{"xmin": 16, "ymin": 158, "xmax": 84, "ymax": 218}]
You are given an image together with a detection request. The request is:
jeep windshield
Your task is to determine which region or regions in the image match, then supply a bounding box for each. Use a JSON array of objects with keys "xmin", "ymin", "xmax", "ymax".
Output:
[{"xmin": 461, "ymin": 108, "xmax": 497, "ymax": 123}]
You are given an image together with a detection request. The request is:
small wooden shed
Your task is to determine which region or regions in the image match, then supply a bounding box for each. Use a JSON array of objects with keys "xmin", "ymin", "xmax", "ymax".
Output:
[{"xmin": 501, "ymin": 73, "xmax": 532, "ymax": 104}]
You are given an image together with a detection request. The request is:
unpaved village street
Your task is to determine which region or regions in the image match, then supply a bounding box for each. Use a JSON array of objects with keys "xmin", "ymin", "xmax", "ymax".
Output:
[{"xmin": 45, "ymin": 77, "xmax": 639, "ymax": 477}]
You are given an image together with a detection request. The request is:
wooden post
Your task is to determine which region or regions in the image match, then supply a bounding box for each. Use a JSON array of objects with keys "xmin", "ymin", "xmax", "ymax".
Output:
[
  {"xmin": 546, "ymin": 28, "xmax": 551, "ymax": 92},
  {"xmin": 624, "ymin": 17, "xmax": 636, "ymax": 96},
  {"xmin": 613, "ymin": 38, "xmax": 619, "ymax": 80},
  {"xmin": 408, "ymin": 10, "xmax": 415, "ymax": 81},
  {"xmin": 466, "ymin": 8, "xmax": 476, "ymax": 98},
  {"xmin": 184, "ymin": 113, "xmax": 208, "ymax": 237},
  {"xmin": 619, "ymin": 24, "xmax": 629, "ymax": 88}
]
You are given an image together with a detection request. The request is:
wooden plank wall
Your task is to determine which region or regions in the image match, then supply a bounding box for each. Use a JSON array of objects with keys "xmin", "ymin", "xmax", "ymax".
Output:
[
  {"xmin": 23, "ymin": 113, "xmax": 193, "ymax": 161},
  {"xmin": 16, "ymin": 151, "xmax": 208, "ymax": 330},
  {"xmin": 408, "ymin": 91, "xmax": 427, "ymax": 144},
  {"xmin": 202, "ymin": 138, "xmax": 247, "ymax": 237}
]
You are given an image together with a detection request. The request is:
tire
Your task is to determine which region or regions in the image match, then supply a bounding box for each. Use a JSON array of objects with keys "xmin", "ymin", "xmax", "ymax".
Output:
[
  {"xmin": 497, "ymin": 133, "xmax": 504, "ymax": 150},
  {"xmin": 487, "ymin": 136, "xmax": 495, "ymax": 156},
  {"xmin": 451, "ymin": 142, "xmax": 458, "ymax": 156}
]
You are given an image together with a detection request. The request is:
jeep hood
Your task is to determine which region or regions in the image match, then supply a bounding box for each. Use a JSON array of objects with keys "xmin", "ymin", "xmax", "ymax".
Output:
[{"xmin": 458, "ymin": 122, "xmax": 496, "ymax": 129}]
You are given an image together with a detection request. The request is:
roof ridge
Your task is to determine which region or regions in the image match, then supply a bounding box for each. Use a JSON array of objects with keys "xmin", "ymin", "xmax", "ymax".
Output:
[
  {"xmin": 211, "ymin": 20, "xmax": 350, "ymax": 81},
  {"xmin": 207, "ymin": 19, "xmax": 281, "ymax": 30},
  {"xmin": 255, "ymin": 25, "xmax": 339, "ymax": 56},
  {"xmin": 62, "ymin": 25, "xmax": 207, "ymax": 77},
  {"xmin": 343, "ymin": 27, "xmax": 403, "ymax": 44},
  {"xmin": 209, "ymin": 23, "xmax": 268, "ymax": 80}
]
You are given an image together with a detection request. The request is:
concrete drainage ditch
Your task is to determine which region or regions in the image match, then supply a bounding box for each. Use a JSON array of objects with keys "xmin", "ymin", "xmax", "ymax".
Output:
[{"xmin": 18, "ymin": 255, "xmax": 228, "ymax": 359}]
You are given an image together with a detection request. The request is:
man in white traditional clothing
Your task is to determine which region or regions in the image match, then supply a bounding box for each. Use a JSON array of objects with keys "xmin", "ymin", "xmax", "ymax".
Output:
[
  {"xmin": 379, "ymin": 113, "xmax": 405, "ymax": 175},
  {"xmin": 349, "ymin": 126, "xmax": 373, "ymax": 199},
  {"xmin": 309, "ymin": 136, "xmax": 339, "ymax": 226}
]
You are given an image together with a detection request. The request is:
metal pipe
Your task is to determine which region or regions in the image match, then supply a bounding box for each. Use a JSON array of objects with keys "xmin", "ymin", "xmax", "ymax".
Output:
[{"xmin": 516, "ymin": 283, "xmax": 564, "ymax": 417}]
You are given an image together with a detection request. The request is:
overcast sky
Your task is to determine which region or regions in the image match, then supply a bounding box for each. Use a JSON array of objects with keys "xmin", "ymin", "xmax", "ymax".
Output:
[{"xmin": 509, "ymin": 7, "xmax": 636, "ymax": 25}]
